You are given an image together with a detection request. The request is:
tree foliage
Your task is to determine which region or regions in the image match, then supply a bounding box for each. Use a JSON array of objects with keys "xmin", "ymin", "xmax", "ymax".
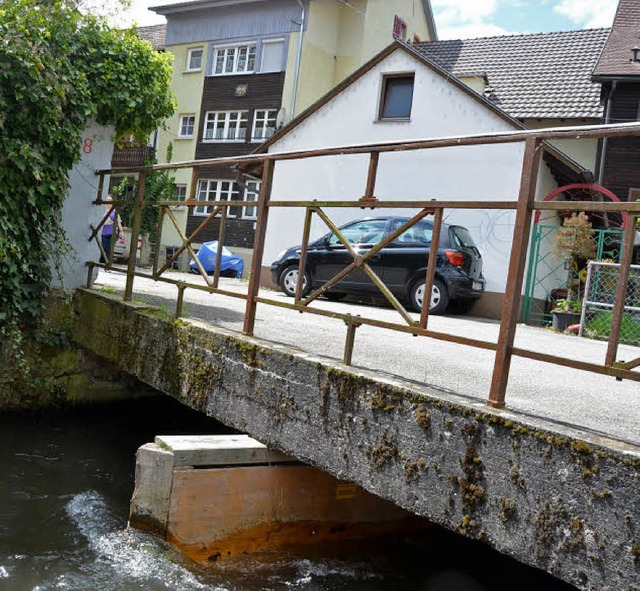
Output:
[{"xmin": 0, "ymin": 0, "xmax": 175, "ymax": 341}]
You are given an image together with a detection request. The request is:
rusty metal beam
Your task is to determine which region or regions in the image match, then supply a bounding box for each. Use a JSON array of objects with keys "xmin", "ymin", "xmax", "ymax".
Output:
[
  {"xmin": 164, "ymin": 207, "xmax": 212, "ymax": 286},
  {"xmin": 296, "ymin": 207, "xmax": 314, "ymax": 304},
  {"xmin": 605, "ymin": 214, "xmax": 638, "ymax": 366},
  {"xmin": 96, "ymin": 121, "xmax": 640, "ymax": 175},
  {"xmin": 420, "ymin": 208, "xmax": 443, "ymax": 329},
  {"xmin": 488, "ymin": 138, "xmax": 542, "ymax": 408},
  {"xmin": 212, "ymin": 207, "xmax": 228, "ymax": 289},
  {"xmin": 124, "ymin": 172, "xmax": 146, "ymax": 302},
  {"xmin": 243, "ymin": 159, "xmax": 274, "ymax": 336},
  {"xmin": 156, "ymin": 205, "xmax": 222, "ymax": 277}
]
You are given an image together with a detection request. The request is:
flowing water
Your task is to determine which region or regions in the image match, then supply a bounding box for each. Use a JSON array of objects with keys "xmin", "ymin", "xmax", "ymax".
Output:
[{"xmin": 0, "ymin": 396, "xmax": 577, "ymax": 591}]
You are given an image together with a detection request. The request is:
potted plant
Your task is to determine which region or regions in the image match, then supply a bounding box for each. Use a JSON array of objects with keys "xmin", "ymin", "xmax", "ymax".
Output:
[
  {"xmin": 550, "ymin": 212, "xmax": 596, "ymax": 330},
  {"xmin": 551, "ymin": 298, "xmax": 582, "ymax": 331}
]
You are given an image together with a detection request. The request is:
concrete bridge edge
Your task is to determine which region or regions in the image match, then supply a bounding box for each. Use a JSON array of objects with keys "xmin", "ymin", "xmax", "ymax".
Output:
[{"xmin": 72, "ymin": 288, "xmax": 640, "ymax": 591}]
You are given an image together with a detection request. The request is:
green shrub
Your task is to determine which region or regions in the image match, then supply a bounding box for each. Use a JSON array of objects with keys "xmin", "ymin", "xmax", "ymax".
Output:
[{"xmin": 0, "ymin": 0, "xmax": 175, "ymax": 349}]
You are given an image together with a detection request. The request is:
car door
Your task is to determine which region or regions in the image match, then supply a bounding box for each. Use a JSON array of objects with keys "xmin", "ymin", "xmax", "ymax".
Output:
[
  {"xmin": 379, "ymin": 219, "xmax": 433, "ymax": 293},
  {"xmin": 311, "ymin": 218, "xmax": 389, "ymax": 292}
]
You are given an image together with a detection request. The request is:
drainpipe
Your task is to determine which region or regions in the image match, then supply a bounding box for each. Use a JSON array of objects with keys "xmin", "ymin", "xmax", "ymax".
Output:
[
  {"xmin": 290, "ymin": 0, "xmax": 306, "ymax": 121},
  {"xmin": 597, "ymin": 80, "xmax": 617, "ymax": 184}
]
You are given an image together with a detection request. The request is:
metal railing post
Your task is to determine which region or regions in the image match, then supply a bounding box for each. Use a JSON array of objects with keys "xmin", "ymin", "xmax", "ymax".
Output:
[
  {"xmin": 176, "ymin": 283, "xmax": 186, "ymax": 318},
  {"xmin": 124, "ymin": 171, "xmax": 146, "ymax": 301},
  {"xmin": 296, "ymin": 206, "xmax": 314, "ymax": 305},
  {"xmin": 343, "ymin": 315, "xmax": 361, "ymax": 365},
  {"xmin": 605, "ymin": 214, "xmax": 638, "ymax": 366},
  {"xmin": 213, "ymin": 207, "xmax": 228, "ymax": 289},
  {"xmin": 243, "ymin": 159, "xmax": 274, "ymax": 336},
  {"xmin": 488, "ymin": 138, "xmax": 542, "ymax": 408},
  {"xmin": 420, "ymin": 207, "xmax": 443, "ymax": 330},
  {"xmin": 153, "ymin": 205, "xmax": 167, "ymax": 277}
]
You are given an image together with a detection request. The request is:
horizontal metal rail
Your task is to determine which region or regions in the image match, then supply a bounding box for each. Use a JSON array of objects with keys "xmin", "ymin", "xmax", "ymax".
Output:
[{"xmin": 96, "ymin": 121, "xmax": 640, "ymax": 175}]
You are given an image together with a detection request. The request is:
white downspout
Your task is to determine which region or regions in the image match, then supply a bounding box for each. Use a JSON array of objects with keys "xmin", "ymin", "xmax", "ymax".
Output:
[{"xmin": 290, "ymin": 0, "xmax": 306, "ymax": 121}]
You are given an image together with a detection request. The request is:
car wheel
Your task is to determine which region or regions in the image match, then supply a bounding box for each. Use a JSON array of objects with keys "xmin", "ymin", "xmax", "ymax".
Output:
[
  {"xmin": 324, "ymin": 292, "xmax": 347, "ymax": 301},
  {"xmin": 410, "ymin": 277, "xmax": 449, "ymax": 315},
  {"xmin": 279, "ymin": 265, "xmax": 311, "ymax": 298}
]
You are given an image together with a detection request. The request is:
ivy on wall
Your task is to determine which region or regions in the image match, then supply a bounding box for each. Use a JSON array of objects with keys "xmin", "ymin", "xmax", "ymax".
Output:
[{"xmin": 0, "ymin": 0, "xmax": 175, "ymax": 349}]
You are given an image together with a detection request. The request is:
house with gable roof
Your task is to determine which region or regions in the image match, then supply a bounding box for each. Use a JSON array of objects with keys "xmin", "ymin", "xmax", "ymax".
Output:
[
  {"xmin": 247, "ymin": 40, "xmax": 591, "ymax": 318},
  {"xmin": 592, "ymin": 0, "xmax": 640, "ymax": 204}
]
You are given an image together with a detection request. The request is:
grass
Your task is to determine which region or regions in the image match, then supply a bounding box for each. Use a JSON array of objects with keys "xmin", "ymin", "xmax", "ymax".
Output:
[{"xmin": 584, "ymin": 311, "xmax": 640, "ymax": 346}]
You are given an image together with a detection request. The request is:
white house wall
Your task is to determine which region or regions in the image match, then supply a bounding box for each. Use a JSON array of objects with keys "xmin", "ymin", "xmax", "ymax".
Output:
[
  {"xmin": 56, "ymin": 122, "xmax": 114, "ymax": 289},
  {"xmin": 264, "ymin": 48, "xmax": 545, "ymax": 302}
]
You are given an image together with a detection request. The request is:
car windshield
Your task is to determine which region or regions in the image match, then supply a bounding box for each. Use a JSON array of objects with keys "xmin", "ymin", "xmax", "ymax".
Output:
[
  {"xmin": 328, "ymin": 219, "xmax": 387, "ymax": 246},
  {"xmin": 390, "ymin": 219, "xmax": 432, "ymax": 246},
  {"xmin": 451, "ymin": 227, "xmax": 478, "ymax": 248}
]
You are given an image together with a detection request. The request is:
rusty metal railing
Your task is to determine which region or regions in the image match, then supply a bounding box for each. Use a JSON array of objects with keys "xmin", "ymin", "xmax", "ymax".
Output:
[{"xmin": 89, "ymin": 122, "xmax": 640, "ymax": 409}]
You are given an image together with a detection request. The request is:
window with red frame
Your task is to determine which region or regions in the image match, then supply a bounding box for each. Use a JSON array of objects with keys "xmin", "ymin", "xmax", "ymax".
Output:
[{"xmin": 393, "ymin": 15, "xmax": 407, "ymax": 41}]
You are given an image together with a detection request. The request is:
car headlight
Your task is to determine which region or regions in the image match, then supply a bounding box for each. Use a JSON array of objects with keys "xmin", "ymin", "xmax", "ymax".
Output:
[{"xmin": 275, "ymin": 249, "xmax": 288, "ymax": 261}]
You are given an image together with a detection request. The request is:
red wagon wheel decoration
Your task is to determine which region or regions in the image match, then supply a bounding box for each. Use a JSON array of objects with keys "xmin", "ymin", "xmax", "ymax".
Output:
[{"xmin": 534, "ymin": 183, "xmax": 626, "ymax": 229}]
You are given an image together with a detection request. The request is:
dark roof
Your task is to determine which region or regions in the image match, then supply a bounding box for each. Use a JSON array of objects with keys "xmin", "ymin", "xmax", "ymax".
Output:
[
  {"xmin": 244, "ymin": 41, "xmax": 589, "ymax": 184},
  {"xmin": 592, "ymin": 0, "xmax": 640, "ymax": 79},
  {"xmin": 136, "ymin": 24, "xmax": 166, "ymax": 51},
  {"xmin": 414, "ymin": 29, "xmax": 610, "ymax": 120}
]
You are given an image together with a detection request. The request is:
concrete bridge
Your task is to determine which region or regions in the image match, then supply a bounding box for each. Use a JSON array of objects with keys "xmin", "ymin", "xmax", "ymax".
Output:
[{"xmin": 70, "ymin": 279, "xmax": 640, "ymax": 591}]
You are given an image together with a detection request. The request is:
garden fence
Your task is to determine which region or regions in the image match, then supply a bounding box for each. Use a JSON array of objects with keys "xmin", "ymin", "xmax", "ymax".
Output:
[{"xmin": 580, "ymin": 261, "xmax": 640, "ymax": 347}]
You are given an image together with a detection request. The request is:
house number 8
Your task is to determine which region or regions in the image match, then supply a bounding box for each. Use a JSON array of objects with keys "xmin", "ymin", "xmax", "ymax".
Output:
[{"xmin": 82, "ymin": 138, "xmax": 93, "ymax": 154}]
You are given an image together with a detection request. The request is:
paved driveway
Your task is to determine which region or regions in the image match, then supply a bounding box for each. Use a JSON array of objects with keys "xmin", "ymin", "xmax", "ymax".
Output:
[{"xmin": 94, "ymin": 269, "xmax": 640, "ymax": 445}]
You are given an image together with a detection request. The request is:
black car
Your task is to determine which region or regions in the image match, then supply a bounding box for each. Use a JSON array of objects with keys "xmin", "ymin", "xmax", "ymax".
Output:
[{"xmin": 270, "ymin": 216, "xmax": 485, "ymax": 314}]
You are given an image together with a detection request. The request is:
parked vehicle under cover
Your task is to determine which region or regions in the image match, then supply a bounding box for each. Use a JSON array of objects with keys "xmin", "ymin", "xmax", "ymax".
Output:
[
  {"xmin": 190, "ymin": 241, "xmax": 244, "ymax": 277},
  {"xmin": 270, "ymin": 216, "xmax": 485, "ymax": 315}
]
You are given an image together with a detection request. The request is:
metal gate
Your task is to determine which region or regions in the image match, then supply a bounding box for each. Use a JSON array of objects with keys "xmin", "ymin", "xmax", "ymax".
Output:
[{"xmin": 522, "ymin": 184, "xmax": 626, "ymax": 325}]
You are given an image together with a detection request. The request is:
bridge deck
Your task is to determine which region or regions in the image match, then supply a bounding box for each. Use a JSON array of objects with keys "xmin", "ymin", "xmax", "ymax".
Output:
[{"xmin": 95, "ymin": 269, "xmax": 639, "ymax": 445}]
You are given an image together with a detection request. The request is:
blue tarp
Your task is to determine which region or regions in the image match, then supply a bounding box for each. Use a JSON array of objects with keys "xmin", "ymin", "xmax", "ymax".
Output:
[{"xmin": 190, "ymin": 241, "xmax": 244, "ymax": 278}]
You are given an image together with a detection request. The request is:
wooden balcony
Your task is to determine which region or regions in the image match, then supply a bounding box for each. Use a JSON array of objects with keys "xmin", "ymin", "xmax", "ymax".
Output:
[{"xmin": 111, "ymin": 145, "xmax": 156, "ymax": 168}]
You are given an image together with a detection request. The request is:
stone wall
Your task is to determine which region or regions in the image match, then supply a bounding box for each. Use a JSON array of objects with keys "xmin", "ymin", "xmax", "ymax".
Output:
[
  {"xmin": 71, "ymin": 288, "xmax": 640, "ymax": 591},
  {"xmin": 0, "ymin": 290, "xmax": 148, "ymax": 409}
]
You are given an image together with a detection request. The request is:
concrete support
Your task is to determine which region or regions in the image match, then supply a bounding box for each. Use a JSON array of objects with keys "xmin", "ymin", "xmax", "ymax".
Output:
[{"xmin": 129, "ymin": 435, "xmax": 421, "ymax": 564}]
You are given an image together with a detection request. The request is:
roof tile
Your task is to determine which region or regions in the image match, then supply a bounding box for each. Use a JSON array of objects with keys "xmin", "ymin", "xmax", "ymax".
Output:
[{"xmin": 414, "ymin": 29, "xmax": 609, "ymax": 119}]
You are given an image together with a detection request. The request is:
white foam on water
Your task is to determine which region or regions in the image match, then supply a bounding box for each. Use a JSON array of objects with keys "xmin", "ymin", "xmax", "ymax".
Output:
[
  {"xmin": 0, "ymin": 566, "xmax": 9, "ymax": 578},
  {"xmin": 66, "ymin": 490, "xmax": 226, "ymax": 591}
]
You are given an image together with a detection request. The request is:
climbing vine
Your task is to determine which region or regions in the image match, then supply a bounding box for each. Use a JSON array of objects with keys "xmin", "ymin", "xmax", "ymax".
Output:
[{"xmin": 0, "ymin": 0, "xmax": 175, "ymax": 352}]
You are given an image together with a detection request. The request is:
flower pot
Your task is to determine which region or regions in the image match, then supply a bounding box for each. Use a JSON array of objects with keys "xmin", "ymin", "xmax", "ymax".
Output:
[{"xmin": 552, "ymin": 310, "xmax": 581, "ymax": 331}]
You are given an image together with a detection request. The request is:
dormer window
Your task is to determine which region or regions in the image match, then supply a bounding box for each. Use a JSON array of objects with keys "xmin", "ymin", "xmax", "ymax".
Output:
[{"xmin": 379, "ymin": 74, "xmax": 414, "ymax": 120}]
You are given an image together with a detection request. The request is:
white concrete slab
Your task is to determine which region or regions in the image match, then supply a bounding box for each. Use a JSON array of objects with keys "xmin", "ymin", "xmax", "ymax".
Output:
[{"xmin": 154, "ymin": 434, "xmax": 296, "ymax": 467}]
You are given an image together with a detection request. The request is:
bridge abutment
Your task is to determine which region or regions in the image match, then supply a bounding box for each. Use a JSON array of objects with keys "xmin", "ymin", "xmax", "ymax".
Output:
[{"xmin": 130, "ymin": 434, "xmax": 425, "ymax": 563}]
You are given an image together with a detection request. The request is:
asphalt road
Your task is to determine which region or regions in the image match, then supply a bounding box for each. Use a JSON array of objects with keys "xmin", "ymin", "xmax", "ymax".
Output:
[{"xmin": 94, "ymin": 269, "xmax": 640, "ymax": 445}]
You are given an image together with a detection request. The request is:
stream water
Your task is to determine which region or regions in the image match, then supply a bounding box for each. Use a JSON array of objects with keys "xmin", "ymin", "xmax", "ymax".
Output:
[{"xmin": 0, "ymin": 396, "xmax": 577, "ymax": 591}]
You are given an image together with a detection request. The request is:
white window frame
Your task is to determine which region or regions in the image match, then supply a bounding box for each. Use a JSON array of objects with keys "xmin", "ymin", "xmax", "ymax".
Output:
[
  {"xmin": 203, "ymin": 111, "xmax": 248, "ymax": 142},
  {"xmin": 171, "ymin": 184, "xmax": 187, "ymax": 209},
  {"xmin": 194, "ymin": 179, "xmax": 241, "ymax": 217},
  {"xmin": 193, "ymin": 179, "xmax": 260, "ymax": 220},
  {"xmin": 178, "ymin": 114, "xmax": 196, "ymax": 138},
  {"xmin": 212, "ymin": 42, "xmax": 257, "ymax": 76},
  {"xmin": 243, "ymin": 180, "xmax": 261, "ymax": 219},
  {"xmin": 260, "ymin": 38, "xmax": 285, "ymax": 73},
  {"xmin": 251, "ymin": 109, "xmax": 277, "ymax": 142},
  {"xmin": 186, "ymin": 47, "xmax": 204, "ymax": 72}
]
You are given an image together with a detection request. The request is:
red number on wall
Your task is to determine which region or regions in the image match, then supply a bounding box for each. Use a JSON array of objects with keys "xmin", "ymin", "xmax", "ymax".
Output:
[{"xmin": 82, "ymin": 138, "xmax": 93, "ymax": 154}]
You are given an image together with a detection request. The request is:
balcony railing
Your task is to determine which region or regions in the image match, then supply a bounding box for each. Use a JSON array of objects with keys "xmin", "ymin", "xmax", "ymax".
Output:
[{"xmin": 111, "ymin": 145, "xmax": 156, "ymax": 168}]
